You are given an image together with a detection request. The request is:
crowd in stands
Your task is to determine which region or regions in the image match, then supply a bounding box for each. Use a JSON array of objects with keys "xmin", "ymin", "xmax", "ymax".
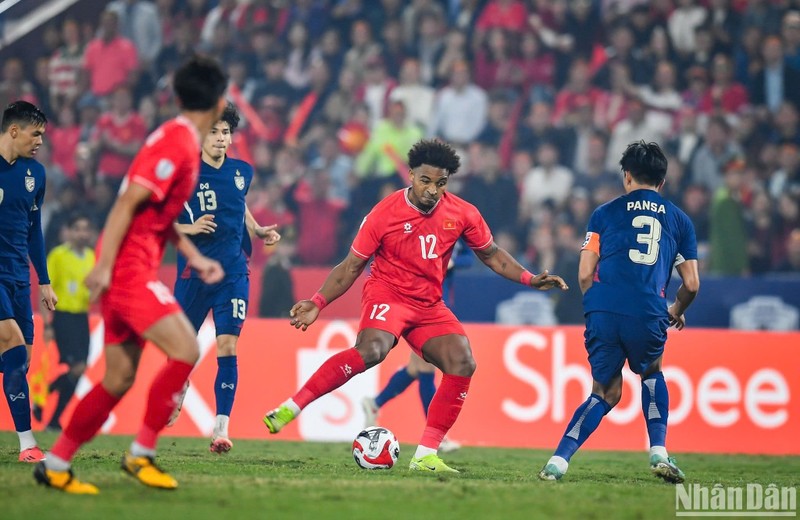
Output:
[{"xmin": 4, "ymin": 0, "xmax": 800, "ymax": 286}]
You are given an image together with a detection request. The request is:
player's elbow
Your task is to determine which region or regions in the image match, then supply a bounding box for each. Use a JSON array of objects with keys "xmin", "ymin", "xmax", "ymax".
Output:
[{"xmin": 684, "ymin": 276, "xmax": 700, "ymax": 296}]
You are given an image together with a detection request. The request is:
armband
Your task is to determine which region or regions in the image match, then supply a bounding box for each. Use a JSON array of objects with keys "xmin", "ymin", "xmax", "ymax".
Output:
[
  {"xmin": 311, "ymin": 292, "xmax": 328, "ymax": 310},
  {"xmin": 520, "ymin": 270, "xmax": 534, "ymax": 286}
]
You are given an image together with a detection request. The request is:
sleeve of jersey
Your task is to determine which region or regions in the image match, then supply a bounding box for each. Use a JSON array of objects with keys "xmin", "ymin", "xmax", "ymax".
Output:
[
  {"xmin": 462, "ymin": 204, "xmax": 494, "ymax": 252},
  {"xmin": 128, "ymin": 133, "xmax": 181, "ymax": 203},
  {"xmin": 675, "ymin": 213, "xmax": 699, "ymax": 266},
  {"xmin": 581, "ymin": 209, "xmax": 602, "ymax": 255},
  {"xmin": 350, "ymin": 212, "xmax": 381, "ymax": 260}
]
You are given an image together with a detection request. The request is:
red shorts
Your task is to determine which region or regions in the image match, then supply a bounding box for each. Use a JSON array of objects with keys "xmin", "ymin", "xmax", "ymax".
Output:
[
  {"xmin": 358, "ymin": 282, "xmax": 466, "ymax": 357},
  {"xmin": 101, "ymin": 270, "xmax": 182, "ymax": 348}
]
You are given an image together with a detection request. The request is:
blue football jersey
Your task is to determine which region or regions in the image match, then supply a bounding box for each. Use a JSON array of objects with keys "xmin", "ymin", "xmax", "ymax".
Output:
[
  {"xmin": 0, "ymin": 156, "xmax": 48, "ymax": 284},
  {"xmin": 177, "ymin": 157, "xmax": 253, "ymax": 278},
  {"xmin": 581, "ymin": 189, "xmax": 697, "ymax": 318}
]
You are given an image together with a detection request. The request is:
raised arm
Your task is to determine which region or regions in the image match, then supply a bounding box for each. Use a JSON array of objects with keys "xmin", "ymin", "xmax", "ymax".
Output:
[
  {"xmin": 668, "ymin": 259, "xmax": 700, "ymax": 330},
  {"xmin": 474, "ymin": 242, "xmax": 568, "ymax": 291},
  {"xmin": 289, "ymin": 251, "xmax": 369, "ymax": 331}
]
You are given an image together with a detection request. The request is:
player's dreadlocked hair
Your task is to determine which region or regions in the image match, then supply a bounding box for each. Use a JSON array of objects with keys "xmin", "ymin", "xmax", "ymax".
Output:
[
  {"xmin": 407, "ymin": 139, "xmax": 461, "ymax": 175},
  {"xmin": 619, "ymin": 140, "xmax": 668, "ymax": 187},
  {"xmin": 220, "ymin": 101, "xmax": 240, "ymax": 133}
]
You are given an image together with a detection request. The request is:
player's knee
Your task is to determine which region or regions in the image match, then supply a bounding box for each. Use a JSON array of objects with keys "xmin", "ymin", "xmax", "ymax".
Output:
[
  {"xmin": 357, "ymin": 340, "xmax": 390, "ymax": 367},
  {"xmin": 441, "ymin": 344, "xmax": 476, "ymax": 376},
  {"xmin": 103, "ymin": 370, "xmax": 136, "ymax": 396},
  {"xmin": 0, "ymin": 325, "xmax": 24, "ymax": 349}
]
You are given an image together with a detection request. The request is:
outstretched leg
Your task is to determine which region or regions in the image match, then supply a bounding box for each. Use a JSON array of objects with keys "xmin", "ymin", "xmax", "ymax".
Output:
[{"xmin": 263, "ymin": 329, "xmax": 395, "ymax": 434}]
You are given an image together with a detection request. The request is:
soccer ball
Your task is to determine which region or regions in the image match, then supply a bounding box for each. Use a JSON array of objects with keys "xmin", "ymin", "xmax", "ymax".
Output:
[{"xmin": 352, "ymin": 426, "xmax": 400, "ymax": 470}]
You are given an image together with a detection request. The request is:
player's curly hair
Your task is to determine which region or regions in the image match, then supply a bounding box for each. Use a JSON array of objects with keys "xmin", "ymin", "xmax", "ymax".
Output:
[
  {"xmin": 407, "ymin": 139, "xmax": 461, "ymax": 175},
  {"xmin": 619, "ymin": 140, "xmax": 667, "ymax": 187},
  {"xmin": 220, "ymin": 101, "xmax": 240, "ymax": 133}
]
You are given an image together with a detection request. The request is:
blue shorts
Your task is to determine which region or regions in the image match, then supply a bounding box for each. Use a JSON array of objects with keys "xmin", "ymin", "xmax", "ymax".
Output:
[
  {"xmin": 584, "ymin": 311, "xmax": 669, "ymax": 386},
  {"xmin": 0, "ymin": 280, "xmax": 33, "ymax": 344},
  {"xmin": 174, "ymin": 274, "xmax": 249, "ymax": 337}
]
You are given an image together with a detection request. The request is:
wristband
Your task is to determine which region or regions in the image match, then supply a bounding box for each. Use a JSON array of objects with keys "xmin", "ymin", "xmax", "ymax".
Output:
[
  {"xmin": 311, "ymin": 292, "xmax": 328, "ymax": 310},
  {"xmin": 520, "ymin": 270, "xmax": 534, "ymax": 286}
]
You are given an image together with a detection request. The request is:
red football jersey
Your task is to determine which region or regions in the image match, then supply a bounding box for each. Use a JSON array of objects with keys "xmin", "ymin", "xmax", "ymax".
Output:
[
  {"xmin": 351, "ymin": 189, "xmax": 493, "ymax": 304},
  {"xmin": 100, "ymin": 116, "xmax": 201, "ymax": 275}
]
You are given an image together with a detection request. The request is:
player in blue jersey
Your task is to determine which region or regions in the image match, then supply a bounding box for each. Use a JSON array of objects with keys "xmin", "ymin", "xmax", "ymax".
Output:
[
  {"xmin": 172, "ymin": 103, "xmax": 280, "ymax": 453},
  {"xmin": 0, "ymin": 101, "xmax": 58, "ymax": 462},
  {"xmin": 538, "ymin": 141, "xmax": 700, "ymax": 483}
]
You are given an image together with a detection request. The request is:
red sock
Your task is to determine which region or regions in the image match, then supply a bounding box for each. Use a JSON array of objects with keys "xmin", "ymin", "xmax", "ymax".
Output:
[
  {"xmin": 135, "ymin": 359, "xmax": 194, "ymax": 450},
  {"xmin": 51, "ymin": 384, "xmax": 121, "ymax": 462},
  {"xmin": 419, "ymin": 374, "xmax": 471, "ymax": 450},
  {"xmin": 293, "ymin": 348, "xmax": 366, "ymax": 409}
]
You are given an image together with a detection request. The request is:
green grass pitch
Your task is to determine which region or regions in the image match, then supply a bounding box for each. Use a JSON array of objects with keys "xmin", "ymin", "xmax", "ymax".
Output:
[{"xmin": 2, "ymin": 431, "xmax": 797, "ymax": 520}]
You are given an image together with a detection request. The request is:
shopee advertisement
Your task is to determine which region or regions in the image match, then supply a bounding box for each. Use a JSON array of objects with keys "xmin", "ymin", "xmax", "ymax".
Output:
[{"xmin": 3, "ymin": 317, "xmax": 797, "ymax": 455}]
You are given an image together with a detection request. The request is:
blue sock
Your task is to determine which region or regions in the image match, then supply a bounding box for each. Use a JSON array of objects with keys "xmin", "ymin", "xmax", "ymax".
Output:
[
  {"xmin": 374, "ymin": 367, "xmax": 414, "ymax": 408},
  {"xmin": 417, "ymin": 372, "xmax": 436, "ymax": 416},
  {"xmin": 554, "ymin": 394, "xmax": 612, "ymax": 462},
  {"xmin": 641, "ymin": 371, "xmax": 669, "ymax": 448},
  {"xmin": 2, "ymin": 345, "xmax": 31, "ymax": 432},
  {"xmin": 214, "ymin": 356, "xmax": 238, "ymax": 417}
]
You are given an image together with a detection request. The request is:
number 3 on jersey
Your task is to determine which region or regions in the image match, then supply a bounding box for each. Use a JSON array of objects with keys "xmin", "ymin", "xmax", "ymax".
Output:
[{"xmin": 629, "ymin": 215, "xmax": 662, "ymax": 265}]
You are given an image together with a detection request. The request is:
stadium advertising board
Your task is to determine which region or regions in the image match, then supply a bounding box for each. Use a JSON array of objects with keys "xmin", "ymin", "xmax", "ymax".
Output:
[{"xmin": 4, "ymin": 318, "xmax": 796, "ymax": 455}]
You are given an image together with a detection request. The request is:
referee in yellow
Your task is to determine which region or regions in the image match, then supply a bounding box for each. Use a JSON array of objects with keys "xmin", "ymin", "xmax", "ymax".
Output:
[{"xmin": 34, "ymin": 213, "xmax": 95, "ymax": 432}]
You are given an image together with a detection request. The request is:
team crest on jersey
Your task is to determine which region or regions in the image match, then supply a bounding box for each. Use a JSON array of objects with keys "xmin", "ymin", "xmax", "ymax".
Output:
[
  {"xmin": 25, "ymin": 174, "xmax": 35, "ymax": 192},
  {"xmin": 403, "ymin": 222, "xmax": 413, "ymax": 233},
  {"xmin": 443, "ymin": 219, "xmax": 456, "ymax": 230},
  {"xmin": 235, "ymin": 171, "xmax": 245, "ymax": 190},
  {"xmin": 156, "ymin": 159, "xmax": 175, "ymax": 180}
]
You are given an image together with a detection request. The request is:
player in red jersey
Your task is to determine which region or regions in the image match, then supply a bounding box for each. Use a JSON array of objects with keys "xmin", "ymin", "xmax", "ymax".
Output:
[
  {"xmin": 263, "ymin": 139, "xmax": 568, "ymax": 472},
  {"xmin": 33, "ymin": 56, "xmax": 229, "ymax": 495}
]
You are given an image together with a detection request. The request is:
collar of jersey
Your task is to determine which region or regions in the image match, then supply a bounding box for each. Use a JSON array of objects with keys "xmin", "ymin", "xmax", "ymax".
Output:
[{"xmin": 404, "ymin": 187, "xmax": 441, "ymax": 215}]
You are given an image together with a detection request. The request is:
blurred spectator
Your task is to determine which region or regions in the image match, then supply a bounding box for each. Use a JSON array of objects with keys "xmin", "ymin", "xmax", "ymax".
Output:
[
  {"xmin": 435, "ymin": 28, "xmax": 468, "ymax": 86},
  {"xmin": 689, "ymin": 115, "xmax": 743, "ymax": 192},
  {"xmin": 710, "ymin": 158, "xmax": 749, "ymax": 275},
  {"xmin": 749, "ymin": 36, "xmax": 800, "ymax": 114},
  {"xmin": 638, "ymin": 60, "xmax": 683, "ymax": 114},
  {"xmin": 551, "ymin": 59, "xmax": 604, "ymax": 125},
  {"xmin": 155, "ymin": 19, "xmax": 194, "ymax": 80},
  {"xmin": 521, "ymin": 141, "xmax": 574, "ymax": 218},
  {"xmin": 323, "ymin": 67, "xmax": 361, "ymax": 128},
  {"xmin": 259, "ymin": 237, "xmax": 296, "ymax": 318},
  {"xmin": 49, "ymin": 103, "xmax": 81, "ymax": 181},
  {"xmin": 459, "ymin": 145, "xmax": 518, "ymax": 234},
  {"xmin": 428, "ymin": 60, "xmax": 488, "ymax": 146},
  {"xmin": 380, "ymin": 19, "xmax": 408, "ymax": 79},
  {"xmin": 707, "ymin": 0, "xmax": 741, "ymax": 54},
  {"xmin": 593, "ymin": 22, "xmax": 650, "ymax": 89},
  {"xmin": 0, "ymin": 58, "xmax": 38, "ymax": 109},
  {"xmin": 782, "ymin": 11, "xmax": 800, "ymax": 70},
  {"xmin": 742, "ymin": 0, "xmax": 783, "ymax": 36},
  {"xmin": 357, "ymin": 55, "xmax": 397, "ymax": 129},
  {"xmin": 747, "ymin": 188, "xmax": 777, "ymax": 274},
  {"xmin": 107, "ymin": 0, "xmax": 162, "ymax": 69},
  {"xmin": 515, "ymin": 100, "xmax": 575, "ymax": 163},
  {"xmin": 83, "ymin": 9, "xmax": 139, "ymax": 98},
  {"xmin": 412, "ymin": 9, "xmax": 446, "ymax": 86},
  {"xmin": 390, "ymin": 58, "xmax": 435, "ymax": 131},
  {"xmin": 668, "ymin": 0, "xmax": 708, "ymax": 56},
  {"xmin": 48, "ymin": 19, "xmax": 84, "ymax": 112},
  {"xmin": 199, "ymin": 0, "xmax": 236, "ymax": 47},
  {"xmin": 775, "ymin": 229, "xmax": 800, "ymax": 272},
  {"xmin": 573, "ymin": 130, "xmax": 619, "ymax": 194},
  {"xmin": 770, "ymin": 102, "xmax": 800, "ymax": 146},
  {"xmin": 355, "ymin": 99, "xmax": 422, "ymax": 192},
  {"xmin": 344, "ymin": 19, "xmax": 382, "ymax": 72},
  {"xmin": 699, "ymin": 53, "xmax": 748, "ymax": 115},
  {"xmin": 476, "ymin": 90, "xmax": 512, "ymax": 147},
  {"xmin": 734, "ymin": 25, "xmax": 763, "ymax": 86},
  {"xmin": 44, "ymin": 183, "xmax": 83, "ymax": 253},
  {"xmin": 284, "ymin": 22, "xmax": 315, "ymax": 91},
  {"xmin": 517, "ymin": 30, "xmax": 556, "ymax": 94},
  {"xmin": 474, "ymin": 28, "xmax": 519, "ymax": 91},
  {"xmin": 91, "ymin": 86, "xmax": 147, "ymax": 189},
  {"xmin": 287, "ymin": 168, "xmax": 346, "ymax": 266},
  {"xmin": 682, "ymin": 183, "xmax": 711, "ymax": 243},
  {"xmin": 605, "ymin": 97, "xmax": 670, "ymax": 171},
  {"xmin": 475, "ymin": 0, "xmax": 528, "ymax": 36},
  {"xmin": 768, "ymin": 143, "xmax": 800, "ymax": 200},
  {"xmin": 254, "ymin": 52, "xmax": 296, "ymax": 107},
  {"xmin": 312, "ymin": 135, "xmax": 353, "ymax": 205}
]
